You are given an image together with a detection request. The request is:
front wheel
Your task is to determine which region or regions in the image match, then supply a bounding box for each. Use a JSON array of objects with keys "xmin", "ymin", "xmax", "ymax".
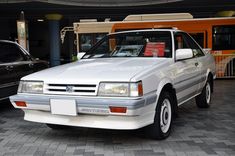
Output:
[
  {"xmin": 145, "ymin": 91, "xmax": 173, "ymax": 140},
  {"xmin": 196, "ymin": 80, "xmax": 212, "ymax": 108}
]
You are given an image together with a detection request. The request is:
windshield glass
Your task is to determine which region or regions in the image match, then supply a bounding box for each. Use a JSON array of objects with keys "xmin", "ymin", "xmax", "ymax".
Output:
[{"xmin": 83, "ymin": 31, "xmax": 172, "ymax": 59}]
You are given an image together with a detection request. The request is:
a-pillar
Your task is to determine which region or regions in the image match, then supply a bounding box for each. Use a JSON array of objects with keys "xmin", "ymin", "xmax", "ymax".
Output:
[{"xmin": 45, "ymin": 14, "xmax": 63, "ymax": 67}]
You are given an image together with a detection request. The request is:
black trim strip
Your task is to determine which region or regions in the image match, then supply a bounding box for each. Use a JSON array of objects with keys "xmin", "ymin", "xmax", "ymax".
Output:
[
  {"xmin": 176, "ymin": 77, "xmax": 206, "ymax": 93},
  {"xmin": 0, "ymin": 82, "xmax": 19, "ymax": 89},
  {"xmin": 178, "ymin": 91, "xmax": 198, "ymax": 104}
]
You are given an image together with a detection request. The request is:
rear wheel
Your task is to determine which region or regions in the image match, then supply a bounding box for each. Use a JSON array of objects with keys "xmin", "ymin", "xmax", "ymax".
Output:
[
  {"xmin": 145, "ymin": 91, "xmax": 173, "ymax": 140},
  {"xmin": 196, "ymin": 79, "xmax": 212, "ymax": 108}
]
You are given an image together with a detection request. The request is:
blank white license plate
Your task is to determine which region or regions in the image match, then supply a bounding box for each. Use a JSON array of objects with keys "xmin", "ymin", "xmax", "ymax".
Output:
[{"xmin": 50, "ymin": 99, "xmax": 77, "ymax": 116}]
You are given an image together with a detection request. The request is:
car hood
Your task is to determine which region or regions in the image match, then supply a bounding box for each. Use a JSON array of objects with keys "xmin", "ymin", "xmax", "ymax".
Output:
[{"xmin": 22, "ymin": 58, "xmax": 169, "ymax": 84}]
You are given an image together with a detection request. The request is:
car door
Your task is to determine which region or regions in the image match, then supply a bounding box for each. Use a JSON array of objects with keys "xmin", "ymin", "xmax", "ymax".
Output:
[
  {"xmin": 184, "ymin": 33, "xmax": 206, "ymax": 92},
  {"xmin": 0, "ymin": 42, "xmax": 21, "ymax": 99},
  {"xmin": 10, "ymin": 43, "xmax": 36, "ymax": 80},
  {"xmin": 0, "ymin": 63, "xmax": 12, "ymax": 99},
  {"xmin": 16, "ymin": 44, "xmax": 49, "ymax": 75},
  {"xmin": 173, "ymin": 32, "xmax": 201, "ymax": 105},
  {"xmin": 0, "ymin": 42, "xmax": 35, "ymax": 87}
]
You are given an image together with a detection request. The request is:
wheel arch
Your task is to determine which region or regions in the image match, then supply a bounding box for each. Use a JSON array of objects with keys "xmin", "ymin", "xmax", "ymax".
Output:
[{"xmin": 156, "ymin": 79, "xmax": 178, "ymax": 118}]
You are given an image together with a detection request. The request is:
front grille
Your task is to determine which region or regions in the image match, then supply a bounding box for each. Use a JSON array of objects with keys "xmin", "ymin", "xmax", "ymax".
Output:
[{"xmin": 44, "ymin": 83, "xmax": 97, "ymax": 96}]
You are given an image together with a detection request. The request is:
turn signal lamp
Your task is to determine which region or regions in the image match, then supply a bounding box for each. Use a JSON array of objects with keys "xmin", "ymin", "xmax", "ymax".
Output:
[
  {"xmin": 138, "ymin": 82, "xmax": 143, "ymax": 96},
  {"xmin": 15, "ymin": 101, "xmax": 27, "ymax": 107}
]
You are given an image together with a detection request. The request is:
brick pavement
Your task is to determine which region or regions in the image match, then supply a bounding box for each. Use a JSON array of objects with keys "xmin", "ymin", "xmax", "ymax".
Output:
[{"xmin": 0, "ymin": 80, "xmax": 234, "ymax": 156}]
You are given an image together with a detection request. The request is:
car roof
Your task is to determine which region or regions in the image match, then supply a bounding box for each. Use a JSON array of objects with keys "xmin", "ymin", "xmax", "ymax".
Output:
[{"xmin": 0, "ymin": 40, "xmax": 18, "ymax": 44}]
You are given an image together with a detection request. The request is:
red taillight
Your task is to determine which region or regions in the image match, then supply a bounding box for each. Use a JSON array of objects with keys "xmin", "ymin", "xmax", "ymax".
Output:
[
  {"xmin": 109, "ymin": 106, "xmax": 127, "ymax": 113},
  {"xmin": 15, "ymin": 101, "xmax": 27, "ymax": 107}
]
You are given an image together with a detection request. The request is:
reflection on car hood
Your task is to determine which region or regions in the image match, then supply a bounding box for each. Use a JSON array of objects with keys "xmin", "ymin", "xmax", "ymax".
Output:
[{"xmin": 22, "ymin": 58, "xmax": 168, "ymax": 83}]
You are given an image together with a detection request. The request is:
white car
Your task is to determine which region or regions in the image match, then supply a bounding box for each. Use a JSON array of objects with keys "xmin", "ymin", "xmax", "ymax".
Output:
[{"xmin": 10, "ymin": 29, "xmax": 216, "ymax": 139}]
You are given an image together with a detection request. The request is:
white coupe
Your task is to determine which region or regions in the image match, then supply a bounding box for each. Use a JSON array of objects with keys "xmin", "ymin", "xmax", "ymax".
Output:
[{"xmin": 10, "ymin": 29, "xmax": 216, "ymax": 139}]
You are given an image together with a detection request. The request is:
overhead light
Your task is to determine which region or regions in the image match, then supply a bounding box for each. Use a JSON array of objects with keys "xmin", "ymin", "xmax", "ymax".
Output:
[
  {"xmin": 80, "ymin": 19, "xmax": 97, "ymax": 23},
  {"xmin": 37, "ymin": 19, "xmax": 44, "ymax": 22}
]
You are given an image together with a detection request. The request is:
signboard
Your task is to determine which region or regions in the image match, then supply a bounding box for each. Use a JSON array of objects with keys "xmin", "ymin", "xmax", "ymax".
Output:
[
  {"xmin": 144, "ymin": 42, "xmax": 165, "ymax": 57},
  {"xmin": 17, "ymin": 20, "xmax": 28, "ymax": 50}
]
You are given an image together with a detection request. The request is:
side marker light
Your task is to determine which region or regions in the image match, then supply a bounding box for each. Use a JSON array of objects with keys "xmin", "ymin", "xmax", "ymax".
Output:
[{"xmin": 15, "ymin": 101, "xmax": 27, "ymax": 107}]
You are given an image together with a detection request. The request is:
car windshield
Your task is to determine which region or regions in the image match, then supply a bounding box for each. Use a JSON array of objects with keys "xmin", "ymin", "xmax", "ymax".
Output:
[{"xmin": 83, "ymin": 31, "xmax": 172, "ymax": 59}]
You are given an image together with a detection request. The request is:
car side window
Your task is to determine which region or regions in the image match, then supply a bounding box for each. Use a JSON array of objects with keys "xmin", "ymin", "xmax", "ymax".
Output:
[
  {"xmin": 0, "ymin": 42, "xmax": 26, "ymax": 63},
  {"xmin": 174, "ymin": 32, "xmax": 205, "ymax": 57}
]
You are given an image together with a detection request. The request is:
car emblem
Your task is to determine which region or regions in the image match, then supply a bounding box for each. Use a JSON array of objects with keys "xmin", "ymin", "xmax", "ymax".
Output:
[{"xmin": 66, "ymin": 86, "xmax": 74, "ymax": 93}]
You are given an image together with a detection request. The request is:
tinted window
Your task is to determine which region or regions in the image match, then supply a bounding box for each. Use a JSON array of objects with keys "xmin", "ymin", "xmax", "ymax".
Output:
[
  {"xmin": 189, "ymin": 33, "xmax": 204, "ymax": 48},
  {"xmin": 174, "ymin": 32, "xmax": 204, "ymax": 57},
  {"xmin": 0, "ymin": 42, "xmax": 25, "ymax": 63},
  {"xmin": 213, "ymin": 25, "xmax": 235, "ymax": 50}
]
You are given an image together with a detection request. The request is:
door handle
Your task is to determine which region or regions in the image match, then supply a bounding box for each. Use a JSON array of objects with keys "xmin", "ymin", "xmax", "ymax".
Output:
[
  {"xmin": 5, "ymin": 65, "xmax": 14, "ymax": 71},
  {"xmin": 29, "ymin": 63, "xmax": 34, "ymax": 68},
  {"xmin": 195, "ymin": 62, "xmax": 199, "ymax": 67}
]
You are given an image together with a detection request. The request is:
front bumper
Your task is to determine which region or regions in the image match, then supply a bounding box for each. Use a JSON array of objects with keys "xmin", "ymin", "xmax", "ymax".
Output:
[{"xmin": 10, "ymin": 92, "xmax": 157, "ymax": 129}]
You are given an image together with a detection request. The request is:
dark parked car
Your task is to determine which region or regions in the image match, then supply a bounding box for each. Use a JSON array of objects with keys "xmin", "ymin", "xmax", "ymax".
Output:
[{"xmin": 0, "ymin": 40, "xmax": 48, "ymax": 101}]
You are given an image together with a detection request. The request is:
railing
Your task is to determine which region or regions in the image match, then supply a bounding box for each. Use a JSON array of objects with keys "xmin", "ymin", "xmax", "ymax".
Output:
[{"xmin": 213, "ymin": 54, "xmax": 235, "ymax": 78}]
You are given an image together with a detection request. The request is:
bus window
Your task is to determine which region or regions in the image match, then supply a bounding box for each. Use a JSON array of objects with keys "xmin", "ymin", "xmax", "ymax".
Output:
[
  {"xmin": 213, "ymin": 25, "xmax": 235, "ymax": 50},
  {"xmin": 189, "ymin": 33, "xmax": 204, "ymax": 48},
  {"xmin": 79, "ymin": 33, "xmax": 106, "ymax": 52}
]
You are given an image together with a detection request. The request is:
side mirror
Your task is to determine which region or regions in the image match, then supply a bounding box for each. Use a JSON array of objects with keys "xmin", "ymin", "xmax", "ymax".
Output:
[
  {"xmin": 76, "ymin": 52, "xmax": 86, "ymax": 60},
  {"xmin": 176, "ymin": 49, "xmax": 193, "ymax": 61}
]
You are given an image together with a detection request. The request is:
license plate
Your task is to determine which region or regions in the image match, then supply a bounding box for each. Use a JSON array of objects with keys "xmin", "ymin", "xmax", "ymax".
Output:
[{"xmin": 50, "ymin": 99, "xmax": 77, "ymax": 116}]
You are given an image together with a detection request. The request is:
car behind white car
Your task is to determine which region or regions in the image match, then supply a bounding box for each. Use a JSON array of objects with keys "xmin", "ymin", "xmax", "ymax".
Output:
[{"xmin": 10, "ymin": 29, "xmax": 216, "ymax": 139}]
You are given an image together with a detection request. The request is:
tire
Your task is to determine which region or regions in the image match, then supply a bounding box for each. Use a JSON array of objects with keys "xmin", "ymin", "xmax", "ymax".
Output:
[
  {"xmin": 145, "ymin": 91, "xmax": 173, "ymax": 140},
  {"xmin": 196, "ymin": 79, "xmax": 212, "ymax": 108},
  {"xmin": 46, "ymin": 124, "xmax": 70, "ymax": 130}
]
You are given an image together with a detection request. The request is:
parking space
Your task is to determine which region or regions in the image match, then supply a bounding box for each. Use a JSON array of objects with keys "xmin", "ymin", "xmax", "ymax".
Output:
[{"xmin": 0, "ymin": 80, "xmax": 235, "ymax": 156}]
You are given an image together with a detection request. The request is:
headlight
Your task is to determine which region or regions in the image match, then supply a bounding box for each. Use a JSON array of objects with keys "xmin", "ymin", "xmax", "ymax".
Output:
[
  {"xmin": 18, "ymin": 81, "xmax": 43, "ymax": 94},
  {"xmin": 98, "ymin": 82, "xmax": 143, "ymax": 97}
]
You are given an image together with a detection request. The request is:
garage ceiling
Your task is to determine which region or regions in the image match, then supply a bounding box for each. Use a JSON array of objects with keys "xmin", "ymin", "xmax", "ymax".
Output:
[
  {"xmin": 0, "ymin": 0, "xmax": 234, "ymax": 20},
  {"xmin": 1, "ymin": 0, "xmax": 182, "ymax": 7}
]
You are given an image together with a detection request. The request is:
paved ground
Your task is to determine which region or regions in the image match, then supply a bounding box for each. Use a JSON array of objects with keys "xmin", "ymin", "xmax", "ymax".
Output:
[{"xmin": 0, "ymin": 80, "xmax": 235, "ymax": 156}]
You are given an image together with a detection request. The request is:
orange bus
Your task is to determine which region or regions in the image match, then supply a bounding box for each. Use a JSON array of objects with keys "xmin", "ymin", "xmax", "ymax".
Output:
[
  {"xmin": 111, "ymin": 17, "xmax": 235, "ymax": 78},
  {"xmin": 71, "ymin": 13, "xmax": 193, "ymax": 52}
]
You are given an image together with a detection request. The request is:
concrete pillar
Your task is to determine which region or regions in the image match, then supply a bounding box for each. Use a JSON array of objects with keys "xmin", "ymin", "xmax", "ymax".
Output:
[{"xmin": 45, "ymin": 14, "xmax": 63, "ymax": 67}]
